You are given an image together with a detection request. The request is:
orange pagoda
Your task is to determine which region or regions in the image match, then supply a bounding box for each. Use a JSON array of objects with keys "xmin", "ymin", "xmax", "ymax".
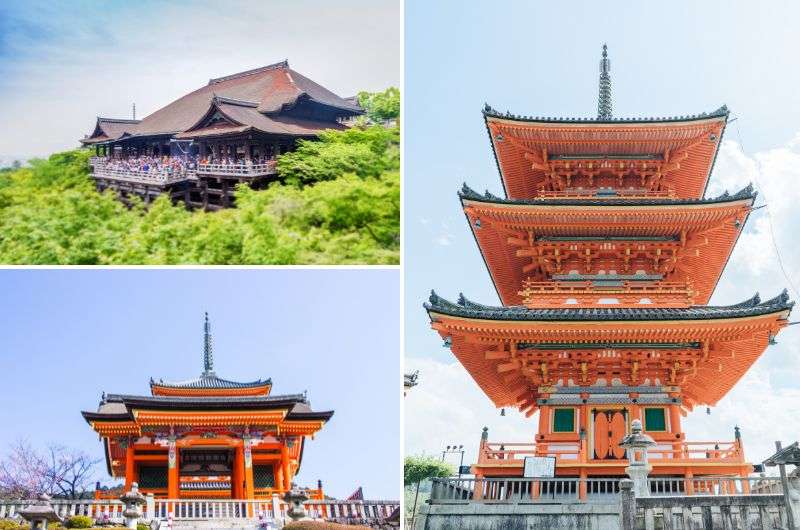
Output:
[
  {"xmin": 426, "ymin": 45, "xmax": 793, "ymax": 493},
  {"xmin": 82, "ymin": 314, "xmax": 332, "ymax": 500}
]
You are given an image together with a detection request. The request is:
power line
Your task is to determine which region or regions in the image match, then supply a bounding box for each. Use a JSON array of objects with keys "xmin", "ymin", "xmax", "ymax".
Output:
[{"xmin": 732, "ymin": 118, "xmax": 800, "ymax": 301}]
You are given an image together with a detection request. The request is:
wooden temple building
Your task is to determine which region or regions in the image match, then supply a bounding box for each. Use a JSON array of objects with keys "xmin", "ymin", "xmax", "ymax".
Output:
[
  {"xmin": 80, "ymin": 60, "xmax": 362, "ymax": 210},
  {"xmin": 82, "ymin": 314, "xmax": 332, "ymax": 500},
  {"xmin": 425, "ymin": 45, "xmax": 794, "ymax": 494}
]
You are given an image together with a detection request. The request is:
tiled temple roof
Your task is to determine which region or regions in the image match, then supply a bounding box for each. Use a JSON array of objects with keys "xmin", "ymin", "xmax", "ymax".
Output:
[
  {"xmin": 83, "ymin": 393, "xmax": 333, "ymax": 421},
  {"xmin": 425, "ymin": 290, "xmax": 793, "ymax": 322},
  {"xmin": 150, "ymin": 374, "xmax": 271, "ymax": 390},
  {"xmin": 482, "ymin": 103, "xmax": 730, "ymax": 124},
  {"xmin": 459, "ymin": 183, "xmax": 757, "ymax": 207},
  {"xmin": 81, "ymin": 60, "xmax": 361, "ymax": 143}
]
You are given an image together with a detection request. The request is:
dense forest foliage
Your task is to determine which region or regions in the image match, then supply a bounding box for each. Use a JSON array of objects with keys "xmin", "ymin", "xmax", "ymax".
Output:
[{"xmin": 0, "ymin": 89, "xmax": 399, "ymax": 265}]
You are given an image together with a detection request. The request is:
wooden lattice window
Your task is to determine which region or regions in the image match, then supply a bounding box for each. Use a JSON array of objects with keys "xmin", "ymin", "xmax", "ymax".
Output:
[
  {"xmin": 644, "ymin": 408, "xmax": 667, "ymax": 432},
  {"xmin": 253, "ymin": 465, "xmax": 275, "ymax": 488},
  {"xmin": 552, "ymin": 408, "xmax": 575, "ymax": 433},
  {"xmin": 138, "ymin": 466, "xmax": 168, "ymax": 489}
]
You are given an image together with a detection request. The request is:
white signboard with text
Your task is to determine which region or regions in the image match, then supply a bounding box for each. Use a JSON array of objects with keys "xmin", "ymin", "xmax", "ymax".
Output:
[{"xmin": 523, "ymin": 456, "xmax": 556, "ymax": 478}]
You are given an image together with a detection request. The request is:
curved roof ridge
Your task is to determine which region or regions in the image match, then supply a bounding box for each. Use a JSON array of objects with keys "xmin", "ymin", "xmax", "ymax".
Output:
[
  {"xmin": 98, "ymin": 117, "xmax": 142, "ymax": 124},
  {"xmin": 482, "ymin": 103, "xmax": 729, "ymax": 124},
  {"xmin": 208, "ymin": 60, "xmax": 289, "ymax": 85},
  {"xmin": 425, "ymin": 290, "xmax": 793, "ymax": 322},
  {"xmin": 213, "ymin": 95, "xmax": 259, "ymax": 108},
  {"xmin": 458, "ymin": 182, "xmax": 757, "ymax": 207},
  {"xmin": 106, "ymin": 392, "xmax": 301, "ymax": 403},
  {"xmin": 150, "ymin": 373, "xmax": 271, "ymax": 390}
]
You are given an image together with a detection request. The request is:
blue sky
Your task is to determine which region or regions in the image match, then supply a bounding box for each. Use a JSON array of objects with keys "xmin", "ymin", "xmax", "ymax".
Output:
[
  {"xmin": 405, "ymin": 0, "xmax": 800, "ymax": 469},
  {"xmin": 0, "ymin": 0, "xmax": 400, "ymax": 162},
  {"xmin": 0, "ymin": 269, "xmax": 400, "ymax": 500}
]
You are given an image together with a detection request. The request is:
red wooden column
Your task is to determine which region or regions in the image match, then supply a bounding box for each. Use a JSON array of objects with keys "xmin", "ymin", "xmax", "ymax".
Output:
[
  {"xmin": 124, "ymin": 442, "xmax": 135, "ymax": 491},
  {"xmin": 281, "ymin": 443, "xmax": 291, "ymax": 491},
  {"xmin": 233, "ymin": 443, "xmax": 245, "ymax": 499},
  {"xmin": 243, "ymin": 438, "xmax": 255, "ymax": 500},
  {"xmin": 167, "ymin": 439, "xmax": 179, "ymax": 500}
]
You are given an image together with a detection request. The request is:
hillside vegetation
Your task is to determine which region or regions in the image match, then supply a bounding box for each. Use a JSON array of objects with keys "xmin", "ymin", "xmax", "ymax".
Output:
[{"xmin": 0, "ymin": 90, "xmax": 399, "ymax": 265}]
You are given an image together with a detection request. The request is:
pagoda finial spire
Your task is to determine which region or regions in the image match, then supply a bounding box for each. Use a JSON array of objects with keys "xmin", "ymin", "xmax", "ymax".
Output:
[
  {"xmin": 598, "ymin": 43, "xmax": 612, "ymax": 120},
  {"xmin": 203, "ymin": 312, "xmax": 214, "ymax": 375}
]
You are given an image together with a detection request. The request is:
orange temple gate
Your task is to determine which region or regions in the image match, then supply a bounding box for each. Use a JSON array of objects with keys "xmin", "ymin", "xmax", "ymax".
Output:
[
  {"xmin": 426, "ymin": 45, "xmax": 793, "ymax": 497},
  {"xmin": 83, "ymin": 314, "xmax": 331, "ymax": 500}
]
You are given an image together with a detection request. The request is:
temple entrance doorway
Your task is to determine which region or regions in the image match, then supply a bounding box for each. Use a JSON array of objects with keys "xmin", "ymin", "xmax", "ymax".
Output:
[
  {"xmin": 592, "ymin": 409, "xmax": 628, "ymax": 460},
  {"xmin": 179, "ymin": 448, "xmax": 234, "ymax": 499}
]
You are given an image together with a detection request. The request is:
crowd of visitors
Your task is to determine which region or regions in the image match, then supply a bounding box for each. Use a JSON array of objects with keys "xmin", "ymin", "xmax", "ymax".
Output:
[
  {"xmin": 103, "ymin": 155, "xmax": 196, "ymax": 175},
  {"xmin": 101, "ymin": 154, "xmax": 276, "ymax": 174}
]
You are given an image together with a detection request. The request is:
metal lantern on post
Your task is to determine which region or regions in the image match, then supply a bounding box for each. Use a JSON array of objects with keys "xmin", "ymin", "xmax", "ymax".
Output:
[{"xmin": 619, "ymin": 419, "xmax": 656, "ymax": 497}]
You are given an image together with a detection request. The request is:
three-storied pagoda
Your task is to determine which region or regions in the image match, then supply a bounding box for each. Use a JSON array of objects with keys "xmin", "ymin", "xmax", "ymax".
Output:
[
  {"xmin": 81, "ymin": 60, "xmax": 362, "ymax": 210},
  {"xmin": 82, "ymin": 314, "xmax": 332, "ymax": 500},
  {"xmin": 426, "ymin": 45, "xmax": 793, "ymax": 492}
]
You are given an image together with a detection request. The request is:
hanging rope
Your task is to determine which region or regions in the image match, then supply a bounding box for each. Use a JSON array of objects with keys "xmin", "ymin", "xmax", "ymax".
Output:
[{"xmin": 732, "ymin": 117, "xmax": 800, "ymax": 300}]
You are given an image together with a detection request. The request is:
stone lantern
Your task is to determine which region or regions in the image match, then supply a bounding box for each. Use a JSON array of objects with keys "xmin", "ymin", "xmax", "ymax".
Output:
[
  {"xmin": 619, "ymin": 419, "xmax": 656, "ymax": 497},
  {"xmin": 18, "ymin": 494, "xmax": 63, "ymax": 530},
  {"xmin": 120, "ymin": 482, "xmax": 147, "ymax": 529},
  {"xmin": 283, "ymin": 485, "xmax": 311, "ymax": 521}
]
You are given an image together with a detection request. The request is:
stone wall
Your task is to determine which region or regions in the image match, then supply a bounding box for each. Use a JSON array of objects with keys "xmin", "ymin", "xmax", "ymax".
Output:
[{"xmin": 414, "ymin": 502, "xmax": 622, "ymax": 530}]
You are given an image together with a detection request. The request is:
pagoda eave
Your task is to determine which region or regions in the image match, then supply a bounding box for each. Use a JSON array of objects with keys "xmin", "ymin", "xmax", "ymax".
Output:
[
  {"xmin": 483, "ymin": 109, "xmax": 728, "ymax": 200},
  {"xmin": 461, "ymin": 192, "xmax": 753, "ymax": 306}
]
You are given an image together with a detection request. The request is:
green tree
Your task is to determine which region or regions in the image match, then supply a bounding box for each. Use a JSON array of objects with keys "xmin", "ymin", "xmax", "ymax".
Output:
[
  {"xmin": 405, "ymin": 455, "xmax": 453, "ymax": 527},
  {"xmin": 276, "ymin": 125, "xmax": 399, "ymax": 187},
  {"xmin": 357, "ymin": 87, "xmax": 400, "ymax": 123}
]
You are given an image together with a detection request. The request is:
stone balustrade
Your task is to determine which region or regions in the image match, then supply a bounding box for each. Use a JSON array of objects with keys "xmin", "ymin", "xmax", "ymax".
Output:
[{"xmin": 0, "ymin": 497, "xmax": 398, "ymax": 526}]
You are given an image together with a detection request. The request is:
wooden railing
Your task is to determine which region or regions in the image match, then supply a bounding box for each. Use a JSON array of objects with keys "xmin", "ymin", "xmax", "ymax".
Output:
[
  {"xmin": 519, "ymin": 280, "xmax": 693, "ymax": 307},
  {"xmin": 480, "ymin": 441, "xmax": 581, "ymax": 463},
  {"xmin": 93, "ymin": 166, "xmax": 193, "ymax": 185},
  {"xmin": 536, "ymin": 188, "xmax": 676, "ymax": 200},
  {"xmin": 196, "ymin": 161, "xmax": 277, "ymax": 177},
  {"xmin": 479, "ymin": 439, "xmax": 745, "ymax": 465}
]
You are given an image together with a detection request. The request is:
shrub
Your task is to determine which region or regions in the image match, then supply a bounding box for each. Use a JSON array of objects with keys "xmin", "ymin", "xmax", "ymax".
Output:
[
  {"xmin": 0, "ymin": 519, "xmax": 20, "ymax": 530},
  {"xmin": 137, "ymin": 523, "xmax": 149, "ymax": 530},
  {"xmin": 65, "ymin": 515, "xmax": 93, "ymax": 528},
  {"xmin": 283, "ymin": 522, "xmax": 372, "ymax": 530}
]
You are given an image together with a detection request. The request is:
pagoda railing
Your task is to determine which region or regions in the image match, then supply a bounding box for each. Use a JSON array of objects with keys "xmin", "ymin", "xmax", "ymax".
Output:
[
  {"xmin": 427, "ymin": 476, "xmax": 784, "ymax": 504},
  {"xmin": 535, "ymin": 188, "xmax": 676, "ymax": 200},
  {"xmin": 519, "ymin": 280, "xmax": 694, "ymax": 307},
  {"xmin": 88, "ymin": 156, "xmax": 104, "ymax": 166},
  {"xmin": 196, "ymin": 160, "xmax": 277, "ymax": 178},
  {"xmin": 479, "ymin": 440, "xmax": 745, "ymax": 466}
]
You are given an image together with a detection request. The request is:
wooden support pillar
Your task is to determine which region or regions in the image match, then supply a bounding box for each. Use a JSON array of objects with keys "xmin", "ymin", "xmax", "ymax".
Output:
[
  {"xmin": 221, "ymin": 180, "xmax": 229, "ymax": 208},
  {"xmin": 124, "ymin": 442, "xmax": 135, "ymax": 492},
  {"xmin": 281, "ymin": 443, "xmax": 291, "ymax": 491},
  {"xmin": 578, "ymin": 468, "xmax": 588, "ymax": 501},
  {"xmin": 243, "ymin": 438, "xmax": 255, "ymax": 501},
  {"xmin": 167, "ymin": 439, "xmax": 179, "ymax": 500},
  {"xmin": 233, "ymin": 443, "xmax": 244, "ymax": 499},
  {"xmin": 274, "ymin": 462, "xmax": 284, "ymax": 494}
]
